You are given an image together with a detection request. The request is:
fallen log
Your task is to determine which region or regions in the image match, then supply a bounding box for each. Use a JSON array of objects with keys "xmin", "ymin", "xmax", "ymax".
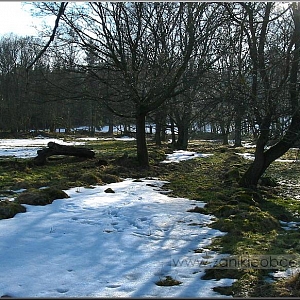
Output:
[{"xmin": 33, "ymin": 141, "xmax": 95, "ymax": 165}]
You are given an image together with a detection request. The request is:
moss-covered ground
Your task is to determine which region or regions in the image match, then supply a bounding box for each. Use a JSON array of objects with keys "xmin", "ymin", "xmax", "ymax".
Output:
[{"xmin": 1, "ymin": 137, "xmax": 300, "ymax": 297}]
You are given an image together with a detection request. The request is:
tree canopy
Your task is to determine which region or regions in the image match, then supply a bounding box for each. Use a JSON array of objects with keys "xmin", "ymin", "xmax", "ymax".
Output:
[{"xmin": 0, "ymin": 2, "xmax": 299, "ymax": 186}]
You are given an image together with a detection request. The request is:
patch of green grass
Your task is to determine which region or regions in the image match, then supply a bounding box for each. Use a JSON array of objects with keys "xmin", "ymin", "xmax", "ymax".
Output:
[
  {"xmin": 161, "ymin": 142, "xmax": 300, "ymax": 296},
  {"xmin": 0, "ymin": 200, "xmax": 26, "ymax": 219},
  {"xmin": 260, "ymin": 195, "xmax": 300, "ymax": 221},
  {"xmin": 0, "ymin": 140, "xmax": 168, "ymax": 194},
  {"xmin": 155, "ymin": 276, "xmax": 182, "ymax": 286},
  {"xmin": 15, "ymin": 187, "xmax": 69, "ymax": 206},
  {"xmin": 88, "ymin": 139, "xmax": 137, "ymax": 157}
]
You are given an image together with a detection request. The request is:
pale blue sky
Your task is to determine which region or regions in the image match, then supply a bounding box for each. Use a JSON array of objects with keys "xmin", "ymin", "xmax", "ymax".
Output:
[{"xmin": 0, "ymin": 2, "xmax": 54, "ymax": 37}]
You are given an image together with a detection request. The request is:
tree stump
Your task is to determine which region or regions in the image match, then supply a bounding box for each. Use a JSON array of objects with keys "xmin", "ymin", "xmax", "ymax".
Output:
[{"xmin": 33, "ymin": 142, "xmax": 95, "ymax": 165}]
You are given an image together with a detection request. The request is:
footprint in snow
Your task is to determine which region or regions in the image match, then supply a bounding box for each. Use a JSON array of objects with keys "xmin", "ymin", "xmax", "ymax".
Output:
[
  {"xmin": 125, "ymin": 273, "xmax": 142, "ymax": 281},
  {"xmin": 106, "ymin": 284, "xmax": 121, "ymax": 288},
  {"xmin": 56, "ymin": 288, "xmax": 69, "ymax": 293}
]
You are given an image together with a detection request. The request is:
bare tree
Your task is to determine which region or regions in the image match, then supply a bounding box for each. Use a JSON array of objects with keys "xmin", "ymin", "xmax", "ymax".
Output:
[
  {"xmin": 226, "ymin": 2, "xmax": 300, "ymax": 188},
  {"xmin": 30, "ymin": 2, "xmax": 226, "ymax": 167}
]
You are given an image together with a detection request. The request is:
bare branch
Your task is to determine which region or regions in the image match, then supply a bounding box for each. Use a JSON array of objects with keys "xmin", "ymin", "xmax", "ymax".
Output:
[{"xmin": 26, "ymin": 2, "xmax": 68, "ymax": 72}]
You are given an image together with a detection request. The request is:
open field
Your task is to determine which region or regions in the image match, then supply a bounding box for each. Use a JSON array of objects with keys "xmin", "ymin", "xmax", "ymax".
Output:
[{"xmin": 0, "ymin": 136, "xmax": 300, "ymax": 297}]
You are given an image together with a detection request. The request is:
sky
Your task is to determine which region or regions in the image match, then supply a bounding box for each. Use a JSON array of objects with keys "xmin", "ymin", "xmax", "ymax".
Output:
[
  {"xmin": 0, "ymin": 2, "xmax": 53, "ymax": 37},
  {"xmin": 0, "ymin": 2, "xmax": 291, "ymax": 38}
]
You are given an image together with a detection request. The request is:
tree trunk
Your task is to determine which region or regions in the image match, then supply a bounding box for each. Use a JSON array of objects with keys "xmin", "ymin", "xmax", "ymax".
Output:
[
  {"xmin": 239, "ymin": 115, "xmax": 272, "ymax": 188},
  {"xmin": 155, "ymin": 123, "xmax": 162, "ymax": 145},
  {"xmin": 240, "ymin": 2, "xmax": 300, "ymax": 189},
  {"xmin": 234, "ymin": 114, "xmax": 242, "ymax": 147},
  {"xmin": 149, "ymin": 124, "xmax": 153, "ymax": 135},
  {"xmin": 175, "ymin": 121, "xmax": 189, "ymax": 150},
  {"xmin": 50, "ymin": 122, "xmax": 56, "ymax": 133},
  {"xmin": 170, "ymin": 117, "xmax": 176, "ymax": 145},
  {"xmin": 154, "ymin": 114, "xmax": 162, "ymax": 146},
  {"xmin": 239, "ymin": 115, "xmax": 300, "ymax": 188},
  {"xmin": 33, "ymin": 142, "xmax": 95, "ymax": 166},
  {"xmin": 220, "ymin": 122, "xmax": 229, "ymax": 145},
  {"xmin": 222, "ymin": 133, "xmax": 229, "ymax": 145},
  {"xmin": 108, "ymin": 117, "xmax": 114, "ymax": 135},
  {"xmin": 136, "ymin": 112, "xmax": 149, "ymax": 168},
  {"xmin": 161, "ymin": 123, "xmax": 167, "ymax": 142},
  {"xmin": 238, "ymin": 150, "xmax": 267, "ymax": 188}
]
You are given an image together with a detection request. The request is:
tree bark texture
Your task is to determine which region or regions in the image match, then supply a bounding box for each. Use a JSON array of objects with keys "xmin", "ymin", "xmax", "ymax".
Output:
[
  {"xmin": 239, "ymin": 3, "xmax": 300, "ymax": 188},
  {"xmin": 136, "ymin": 113, "xmax": 149, "ymax": 168},
  {"xmin": 175, "ymin": 122, "xmax": 189, "ymax": 150}
]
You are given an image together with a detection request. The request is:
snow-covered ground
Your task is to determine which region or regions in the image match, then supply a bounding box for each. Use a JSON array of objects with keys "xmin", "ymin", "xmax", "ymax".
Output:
[
  {"xmin": 76, "ymin": 136, "xmax": 136, "ymax": 142},
  {"xmin": 0, "ymin": 138, "xmax": 85, "ymax": 159},
  {"xmin": 0, "ymin": 179, "xmax": 235, "ymax": 298},
  {"xmin": 162, "ymin": 150, "xmax": 213, "ymax": 163},
  {"xmin": 0, "ymin": 140, "xmax": 235, "ymax": 298},
  {"xmin": 0, "ymin": 137, "xmax": 135, "ymax": 159},
  {"xmin": 236, "ymin": 152, "xmax": 299, "ymax": 163}
]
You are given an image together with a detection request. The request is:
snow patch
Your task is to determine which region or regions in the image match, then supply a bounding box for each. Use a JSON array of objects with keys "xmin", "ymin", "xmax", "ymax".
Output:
[
  {"xmin": 0, "ymin": 178, "xmax": 235, "ymax": 298},
  {"xmin": 162, "ymin": 150, "xmax": 213, "ymax": 163}
]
